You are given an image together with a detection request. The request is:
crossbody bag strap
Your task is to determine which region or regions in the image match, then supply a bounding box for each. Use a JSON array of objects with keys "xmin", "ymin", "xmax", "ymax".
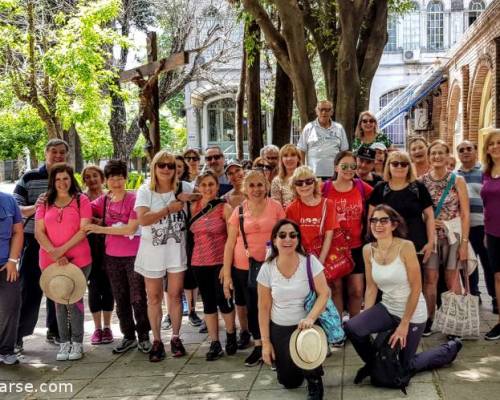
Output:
[
  {"xmin": 434, "ymin": 172, "xmax": 456, "ymax": 218},
  {"xmin": 101, "ymin": 194, "xmax": 108, "ymax": 227},
  {"xmin": 319, "ymin": 198, "xmax": 327, "ymax": 235},
  {"xmin": 306, "ymin": 254, "xmax": 315, "ymax": 292},
  {"xmin": 189, "ymin": 199, "xmax": 224, "ymax": 228},
  {"xmin": 239, "ymin": 205, "xmax": 250, "ymax": 257}
]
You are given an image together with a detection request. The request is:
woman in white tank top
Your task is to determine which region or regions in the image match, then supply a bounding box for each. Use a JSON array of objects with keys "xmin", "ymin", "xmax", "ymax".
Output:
[{"xmin": 344, "ymin": 204, "xmax": 462, "ymax": 384}]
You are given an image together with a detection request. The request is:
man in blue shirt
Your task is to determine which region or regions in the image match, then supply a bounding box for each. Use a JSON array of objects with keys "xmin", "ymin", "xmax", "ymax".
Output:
[
  {"xmin": 457, "ymin": 140, "xmax": 497, "ymax": 314},
  {"xmin": 0, "ymin": 192, "xmax": 23, "ymax": 365}
]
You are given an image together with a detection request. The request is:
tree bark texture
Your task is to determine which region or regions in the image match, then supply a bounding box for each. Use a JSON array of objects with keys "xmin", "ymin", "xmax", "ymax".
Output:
[
  {"xmin": 235, "ymin": 35, "xmax": 247, "ymax": 161},
  {"xmin": 272, "ymin": 61, "xmax": 293, "ymax": 147}
]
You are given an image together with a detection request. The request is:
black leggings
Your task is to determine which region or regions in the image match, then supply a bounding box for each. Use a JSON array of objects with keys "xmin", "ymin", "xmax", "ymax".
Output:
[
  {"xmin": 88, "ymin": 261, "xmax": 114, "ymax": 313},
  {"xmin": 193, "ymin": 265, "xmax": 234, "ymax": 314},
  {"xmin": 270, "ymin": 321, "xmax": 323, "ymax": 388},
  {"xmin": 232, "ymin": 267, "xmax": 260, "ymax": 340}
]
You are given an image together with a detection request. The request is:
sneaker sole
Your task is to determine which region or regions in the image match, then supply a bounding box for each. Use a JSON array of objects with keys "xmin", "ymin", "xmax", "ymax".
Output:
[
  {"xmin": 101, "ymin": 339, "xmax": 114, "ymax": 344},
  {"xmin": 138, "ymin": 346, "xmax": 152, "ymax": 354},
  {"xmin": 206, "ymin": 351, "xmax": 223, "ymax": 361},
  {"xmin": 244, "ymin": 359, "xmax": 262, "ymax": 367},
  {"xmin": 91, "ymin": 341, "xmax": 103, "ymax": 345},
  {"xmin": 485, "ymin": 334, "xmax": 500, "ymax": 341},
  {"xmin": 421, "ymin": 331, "xmax": 434, "ymax": 337},
  {"xmin": 68, "ymin": 354, "xmax": 83, "ymax": 361},
  {"xmin": 149, "ymin": 354, "xmax": 166, "ymax": 362},
  {"xmin": 189, "ymin": 320, "xmax": 203, "ymax": 327},
  {"xmin": 56, "ymin": 356, "xmax": 69, "ymax": 361},
  {"xmin": 112, "ymin": 343, "xmax": 137, "ymax": 354}
]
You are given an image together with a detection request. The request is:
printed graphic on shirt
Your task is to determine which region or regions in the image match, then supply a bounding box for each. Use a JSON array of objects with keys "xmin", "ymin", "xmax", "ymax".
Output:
[{"xmin": 151, "ymin": 212, "xmax": 185, "ymax": 246}]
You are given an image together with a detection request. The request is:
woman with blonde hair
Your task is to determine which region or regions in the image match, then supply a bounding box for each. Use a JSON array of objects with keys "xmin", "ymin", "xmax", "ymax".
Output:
[
  {"xmin": 222, "ymin": 169, "xmax": 285, "ymax": 366},
  {"xmin": 481, "ymin": 129, "xmax": 500, "ymax": 340},
  {"xmin": 352, "ymin": 111, "xmax": 392, "ymax": 151},
  {"xmin": 271, "ymin": 144, "xmax": 302, "ymax": 208},
  {"xmin": 409, "ymin": 137, "xmax": 430, "ymax": 177},
  {"xmin": 368, "ymin": 151, "xmax": 435, "ymax": 268},
  {"xmin": 134, "ymin": 150, "xmax": 193, "ymax": 361}
]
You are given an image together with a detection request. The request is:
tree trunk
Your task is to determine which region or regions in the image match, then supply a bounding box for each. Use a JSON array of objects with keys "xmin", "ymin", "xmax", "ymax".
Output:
[
  {"xmin": 246, "ymin": 20, "xmax": 263, "ymax": 161},
  {"xmin": 272, "ymin": 61, "xmax": 293, "ymax": 147},
  {"xmin": 235, "ymin": 37, "xmax": 247, "ymax": 161},
  {"xmin": 109, "ymin": 87, "xmax": 129, "ymax": 160}
]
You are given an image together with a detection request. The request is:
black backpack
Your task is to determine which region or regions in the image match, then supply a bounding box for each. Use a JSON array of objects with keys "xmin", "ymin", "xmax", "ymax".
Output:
[{"xmin": 369, "ymin": 330, "xmax": 412, "ymax": 395}]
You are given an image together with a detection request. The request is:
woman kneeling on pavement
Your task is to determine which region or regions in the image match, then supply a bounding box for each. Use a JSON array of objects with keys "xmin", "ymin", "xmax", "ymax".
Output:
[
  {"xmin": 344, "ymin": 205, "xmax": 462, "ymax": 383},
  {"xmin": 189, "ymin": 171, "xmax": 237, "ymax": 360},
  {"xmin": 258, "ymin": 219, "xmax": 329, "ymax": 400}
]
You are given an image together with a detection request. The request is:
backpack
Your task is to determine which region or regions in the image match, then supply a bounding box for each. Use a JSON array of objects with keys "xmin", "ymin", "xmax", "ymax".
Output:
[{"xmin": 369, "ymin": 330, "xmax": 411, "ymax": 395}]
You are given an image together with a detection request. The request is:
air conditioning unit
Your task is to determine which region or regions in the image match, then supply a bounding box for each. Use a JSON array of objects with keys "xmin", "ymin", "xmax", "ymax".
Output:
[{"xmin": 403, "ymin": 48, "xmax": 420, "ymax": 63}]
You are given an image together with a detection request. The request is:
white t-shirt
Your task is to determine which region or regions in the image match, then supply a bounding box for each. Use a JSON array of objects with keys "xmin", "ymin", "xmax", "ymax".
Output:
[
  {"xmin": 134, "ymin": 182, "xmax": 192, "ymax": 270},
  {"xmin": 257, "ymin": 254, "xmax": 324, "ymax": 326},
  {"xmin": 297, "ymin": 119, "xmax": 349, "ymax": 177}
]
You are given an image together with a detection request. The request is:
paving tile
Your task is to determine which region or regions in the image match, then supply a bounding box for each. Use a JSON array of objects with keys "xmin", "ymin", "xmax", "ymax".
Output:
[
  {"xmin": 75, "ymin": 376, "xmax": 170, "ymax": 398},
  {"xmin": 41, "ymin": 379, "xmax": 92, "ymax": 399},
  {"xmin": 49, "ymin": 362, "xmax": 109, "ymax": 380},
  {"xmin": 440, "ymin": 382, "xmax": 500, "ymax": 400},
  {"xmin": 0, "ymin": 363, "xmax": 68, "ymax": 382},
  {"xmin": 180, "ymin": 355, "xmax": 249, "ymax": 374},
  {"xmin": 342, "ymin": 382, "xmax": 440, "ymax": 400},
  {"xmin": 436, "ymin": 355, "xmax": 500, "ymax": 382},
  {"xmin": 100, "ymin": 359, "xmax": 186, "ymax": 378},
  {"xmin": 158, "ymin": 392, "xmax": 247, "ymax": 400},
  {"xmin": 248, "ymin": 386, "xmax": 341, "ymax": 400}
]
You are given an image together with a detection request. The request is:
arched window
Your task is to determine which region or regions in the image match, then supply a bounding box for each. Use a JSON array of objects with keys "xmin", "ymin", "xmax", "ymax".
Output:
[
  {"xmin": 379, "ymin": 88, "xmax": 406, "ymax": 146},
  {"xmin": 385, "ymin": 16, "xmax": 398, "ymax": 52},
  {"xmin": 468, "ymin": 0, "xmax": 485, "ymax": 26},
  {"xmin": 402, "ymin": 2, "xmax": 420, "ymax": 51},
  {"xmin": 427, "ymin": 1, "xmax": 444, "ymax": 51}
]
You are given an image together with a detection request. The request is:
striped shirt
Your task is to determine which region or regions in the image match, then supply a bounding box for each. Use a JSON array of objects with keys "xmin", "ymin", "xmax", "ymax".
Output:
[
  {"xmin": 13, "ymin": 165, "xmax": 49, "ymax": 234},
  {"xmin": 457, "ymin": 163, "xmax": 484, "ymax": 227}
]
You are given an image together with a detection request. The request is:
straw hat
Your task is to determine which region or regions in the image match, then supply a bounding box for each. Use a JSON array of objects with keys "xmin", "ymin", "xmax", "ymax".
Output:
[
  {"xmin": 39, "ymin": 263, "xmax": 87, "ymax": 304},
  {"xmin": 289, "ymin": 326, "xmax": 328, "ymax": 370}
]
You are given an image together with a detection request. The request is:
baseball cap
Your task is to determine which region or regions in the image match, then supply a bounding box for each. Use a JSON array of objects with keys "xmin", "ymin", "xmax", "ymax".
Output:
[
  {"xmin": 225, "ymin": 161, "xmax": 243, "ymax": 174},
  {"xmin": 355, "ymin": 146, "xmax": 376, "ymax": 161},
  {"xmin": 370, "ymin": 142, "xmax": 387, "ymax": 152}
]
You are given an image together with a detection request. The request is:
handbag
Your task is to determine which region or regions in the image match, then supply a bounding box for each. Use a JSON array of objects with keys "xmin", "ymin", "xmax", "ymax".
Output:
[
  {"xmin": 431, "ymin": 259, "xmax": 480, "ymax": 338},
  {"xmin": 304, "ymin": 254, "xmax": 345, "ymax": 344},
  {"xmin": 238, "ymin": 206, "xmax": 263, "ymax": 289},
  {"xmin": 323, "ymin": 228, "xmax": 355, "ymax": 283}
]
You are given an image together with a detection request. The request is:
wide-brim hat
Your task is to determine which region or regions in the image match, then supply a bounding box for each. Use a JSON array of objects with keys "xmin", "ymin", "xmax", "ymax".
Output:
[
  {"xmin": 40, "ymin": 263, "xmax": 87, "ymax": 304},
  {"xmin": 289, "ymin": 326, "xmax": 328, "ymax": 370}
]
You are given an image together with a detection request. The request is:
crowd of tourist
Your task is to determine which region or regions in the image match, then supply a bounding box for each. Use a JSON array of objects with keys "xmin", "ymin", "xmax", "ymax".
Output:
[{"xmin": 1, "ymin": 99, "xmax": 500, "ymax": 400}]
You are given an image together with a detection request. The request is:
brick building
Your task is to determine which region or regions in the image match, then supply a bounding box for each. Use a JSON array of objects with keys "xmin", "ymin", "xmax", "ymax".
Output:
[{"xmin": 377, "ymin": 0, "xmax": 499, "ymax": 153}]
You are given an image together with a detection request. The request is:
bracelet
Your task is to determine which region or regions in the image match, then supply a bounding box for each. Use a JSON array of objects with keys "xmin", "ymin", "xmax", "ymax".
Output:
[
  {"xmin": 8, "ymin": 258, "xmax": 19, "ymax": 263},
  {"xmin": 461, "ymin": 238, "xmax": 469, "ymax": 243}
]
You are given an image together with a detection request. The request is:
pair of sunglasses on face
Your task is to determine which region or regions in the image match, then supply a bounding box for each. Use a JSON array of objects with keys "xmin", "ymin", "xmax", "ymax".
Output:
[
  {"xmin": 389, "ymin": 161, "xmax": 410, "ymax": 168},
  {"xmin": 156, "ymin": 162, "xmax": 176, "ymax": 170},
  {"xmin": 184, "ymin": 156, "xmax": 200, "ymax": 162},
  {"xmin": 293, "ymin": 177, "xmax": 315, "ymax": 187},
  {"xmin": 277, "ymin": 231, "xmax": 299, "ymax": 239},
  {"xmin": 339, "ymin": 163, "xmax": 357, "ymax": 171},
  {"xmin": 369, "ymin": 217, "xmax": 393, "ymax": 225},
  {"xmin": 254, "ymin": 164, "xmax": 273, "ymax": 171},
  {"xmin": 205, "ymin": 154, "xmax": 223, "ymax": 162}
]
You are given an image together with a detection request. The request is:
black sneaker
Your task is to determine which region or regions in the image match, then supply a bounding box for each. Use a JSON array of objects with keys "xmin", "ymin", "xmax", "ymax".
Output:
[
  {"xmin": 46, "ymin": 331, "xmax": 60, "ymax": 345},
  {"xmin": 422, "ymin": 319, "xmax": 434, "ymax": 337},
  {"xmin": 306, "ymin": 377, "xmax": 324, "ymax": 400},
  {"xmin": 170, "ymin": 336, "xmax": 186, "ymax": 357},
  {"xmin": 189, "ymin": 311, "xmax": 203, "ymax": 327},
  {"xmin": 485, "ymin": 323, "xmax": 500, "ymax": 341},
  {"xmin": 13, "ymin": 341, "xmax": 23, "ymax": 354},
  {"xmin": 354, "ymin": 364, "xmax": 370, "ymax": 384},
  {"xmin": 199, "ymin": 322, "xmax": 208, "ymax": 334},
  {"xmin": 238, "ymin": 330, "xmax": 251, "ymax": 350},
  {"xmin": 149, "ymin": 340, "xmax": 166, "ymax": 362},
  {"xmin": 244, "ymin": 345, "xmax": 262, "ymax": 367},
  {"xmin": 225, "ymin": 332, "xmax": 237, "ymax": 356},
  {"xmin": 206, "ymin": 340, "xmax": 224, "ymax": 361},
  {"xmin": 112, "ymin": 338, "xmax": 137, "ymax": 354}
]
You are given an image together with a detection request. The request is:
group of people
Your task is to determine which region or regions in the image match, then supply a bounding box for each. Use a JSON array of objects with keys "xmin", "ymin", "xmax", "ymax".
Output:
[{"xmin": 1, "ymin": 99, "xmax": 500, "ymax": 400}]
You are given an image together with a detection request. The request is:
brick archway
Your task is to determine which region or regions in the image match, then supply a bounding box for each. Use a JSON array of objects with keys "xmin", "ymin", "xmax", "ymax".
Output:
[
  {"xmin": 446, "ymin": 82, "xmax": 461, "ymax": 149},
  {"xmin": 468, "ymin": 56, "xmax": 493, "ymax": 144}
]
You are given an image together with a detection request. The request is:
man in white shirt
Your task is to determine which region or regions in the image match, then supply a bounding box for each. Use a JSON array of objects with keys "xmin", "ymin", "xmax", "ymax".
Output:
[{"xmin": 297, "ymin": 100, "xmax": 349, "ymax": 180}]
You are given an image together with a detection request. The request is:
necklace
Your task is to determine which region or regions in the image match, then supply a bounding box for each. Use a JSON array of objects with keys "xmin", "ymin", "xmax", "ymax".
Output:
[
  {"xmin": 374, "ymin": 238, "xmax": 394, "ymax": 264},
  {"xmin": 54, "ymin": 197, "xmax": 74, "ymax": 223}
]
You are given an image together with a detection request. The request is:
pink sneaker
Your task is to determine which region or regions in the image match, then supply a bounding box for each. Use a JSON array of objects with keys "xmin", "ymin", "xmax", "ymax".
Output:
[
  {"xmin": 101, "ymin": 328, "xmax": 114, "ymax": 344},
  {"xmin": 91, "ymin": 329, "xmax": 103, "ymax": 345}
]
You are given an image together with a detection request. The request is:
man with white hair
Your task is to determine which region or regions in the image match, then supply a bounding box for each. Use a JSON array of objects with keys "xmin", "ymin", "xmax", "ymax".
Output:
[
  {"xmin": 261, "ymin": 144, "xmax": 280, "ymax": 181},
  {"xmin": 297, "ymin": 100, "xmax": 349, "ymax": 180}
]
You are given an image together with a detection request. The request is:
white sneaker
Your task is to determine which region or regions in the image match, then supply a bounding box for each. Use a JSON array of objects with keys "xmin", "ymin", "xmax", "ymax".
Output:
[
  {"xmin": 0, "ymin": 353, "xmax": 19, "ymax": 365},
  {"xmin": 68, "ymin": 342, "xmax": 83, "ymax": 360},
  {"xmin": 56, "ymin": 342, "xmax": 72, "ymax": 361}
]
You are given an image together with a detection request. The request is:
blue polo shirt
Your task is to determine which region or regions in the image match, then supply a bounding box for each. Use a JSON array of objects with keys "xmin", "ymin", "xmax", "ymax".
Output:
[{"xmin": 0, "ymin": 192, "xmax": 22, "ymax": 265}]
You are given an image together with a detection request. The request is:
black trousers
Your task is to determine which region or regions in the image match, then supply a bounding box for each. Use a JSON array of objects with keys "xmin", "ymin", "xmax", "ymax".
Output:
[
  {"xmin": 270, "ymin": 321, "xmax": 323, "ymax": 389},
  {"xmin": 469, "ymin": 225, "xmax": 496, "ymax": 300},
  {"xmin": 232, "ymin": 268, "xmax": 260, "ymax": 340},
  {"xmin": 0, "ymin": 269, "xmax": 21, "ymax": 354}
]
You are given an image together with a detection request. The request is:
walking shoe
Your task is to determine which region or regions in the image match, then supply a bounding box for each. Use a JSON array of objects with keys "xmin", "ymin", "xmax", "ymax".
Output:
[
  {"xmin": 56, "ymin": 342, "xmax": 72, "ymax": 361},
  {"xmin": 189, "ymin": 311, "xmax": 203, "ymax": 327},
  {"xmin": 101, "ymin": 328, "xmax": 114, "ymax": 344},
  {"xmin": 170, "ymin": 336, "xmax": 186, "ymax": 357},
  {"xmin": 422, "ymin": 319, "xmax": 434, "ymax": 337},
  {"xmin": 138, "ymin": 339, "xmax": 152, "ymax": 354},
  {"xmin": 68, "ymin": 343, "xmax": 83, "ymax": 361},
  {"xmin": 91, "ymin": 329, "xmax": 103, "ymax": 345},
  {"xmin": 149, "ymin": 340, "xmax": 166, "ymax": 362},
  {"xmin": 237, "ymin": 330, "xmax": 251, "ymax": 350},
  {"xmin": 182, "ymin": 296, "xmax": 189, "ymax": 316},
  {"xmin": 206, "ymin": 340, "xmax": 224, "ymax": 361},
  {"xmin": 244, "ymin": 345, "xmax": 262, "ymax": 367},
  {"xmin": 331, "ymin": 338, "xmax": 345, "ymax": 348},
  {"xmin": 199, "ymin": 322, "xmax": 208, "ymax": 334},
  {"xmin": 306, "ymin": 377, "xmax": 324, "ymax": 400},
  {"xmin": 112, "ymin": 338, "xmax": 137, "ymax": 354},
  {"xmin": 0, "ymin": 354, "xmax": 19, "ymax": 365},
  {"xmin": 14, "ymin": 341, "xmax": 23, "ymax": 354},
  {"xmin": 46, "ymin": 331, "xmax": 61, "ymax": 345},
  {"xmin": 485, "ymin": 323, "xmax": 500, "ymax": 341},
  {"xmin": 161, "ymin": 314, "xmax": 172, "ymax": 330},
  {"xmin": 225, "ymin": 332, "xmax": 237, "ymax": 356}
]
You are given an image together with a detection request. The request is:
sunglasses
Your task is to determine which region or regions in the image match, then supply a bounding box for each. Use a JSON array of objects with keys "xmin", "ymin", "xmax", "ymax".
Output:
[
  {"xmin": 205, "ymin": 154, "xmax": 223, "ymax": 162},
  {"xmin": 339, "ymin": 163, "xmax": 357, "ymax": 171},
  {"xmin": 266, "ymin": 156, "xmax": 279, "ymax": 161},
  {"xmin": 294, "ymin": 178, "xmax": 315, "ymax": 187},
  {"xmin": 458, "ymin": 146, "xmax": 474, "ymax": 153},
  {"xmin": 156, "ymin": 162, "xmax": 176, "ymax": 170},
  {"xmin": 254, "ymin": 164, "xmax": 273, "ymax": 171},
  {"xmin": 318, "ymin": 108, "xmax": 332, "ymax": 112},
  {"xmin": 389, "ymin": 161, "xmax": 410, "ymax": 168},
  {"xmin": 277, "ymin": 231, "xmax": 299, "ymax": 239},
  {"xmin": 369, "ymin": 217, "xmax": 392, "ymax": 225},
  {"xmin": 361, "ymin": 119, "xmax": 376, "ymax": 124},
  {"xmin": 184, "ymin": 156, "xmax": 200, "ymax": 162}
]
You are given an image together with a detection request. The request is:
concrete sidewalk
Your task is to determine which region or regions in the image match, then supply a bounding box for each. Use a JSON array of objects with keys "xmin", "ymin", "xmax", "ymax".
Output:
[{"xmin": 1, "ymin": 296, "xmax": 499, "ymax": 400}]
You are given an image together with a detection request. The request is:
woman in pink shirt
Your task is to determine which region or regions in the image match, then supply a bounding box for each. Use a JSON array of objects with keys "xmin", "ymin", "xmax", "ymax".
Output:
[
  {"xmin": 222, "ymin": 170, "xmax": 285, "ymax": 367},
  {"xmin": 35, "ymin": 163, "xmax": 92, "ymax": 361}
]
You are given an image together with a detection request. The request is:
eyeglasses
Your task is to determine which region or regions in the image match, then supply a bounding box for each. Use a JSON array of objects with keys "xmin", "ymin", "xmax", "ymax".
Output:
[
  {"xmin": 277, "ymin": 231, "xmax": 299, "ymax": 239},
  {"xmin": 318, "ymin": 108, "xmax": 332, "ymax": 112},
  {"xmin": 339, "ymin": 163, "xmax": 357, "ymax": 171},
  {"xmin": 294, "ymin": 178, "xmax": 315, "ymax": 187},
  {"xmin": 458, "ymin": 146, "xmax": 474, "ymax": 153},
  {"xmin": 205, "ymin": 154, "xmax": 223, "ymax": 162},
  {"xmin": 266, "ymin": 156, "xmax": 279, "ymax": 161},
  {"xmin": 184, "ymin": 156, "xmax": 200, "ymax": 162},
  {"xmin": 361, "ymin": 119, "xmax": 376, "ymax": 124},
  {"xmin": 254, "ymin": 164, "xmax": 273, "ymax": 171},
  {"xmin": 389, "ymin": 161, "xmax": 410, "ymax": 168},
  {"xmin": 369, "ymin": 217, "xmax": 392, "ymax": 225},
  {"xmin": 156, "ymin": 162, "xmax": 176, "ymax": 170}
]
